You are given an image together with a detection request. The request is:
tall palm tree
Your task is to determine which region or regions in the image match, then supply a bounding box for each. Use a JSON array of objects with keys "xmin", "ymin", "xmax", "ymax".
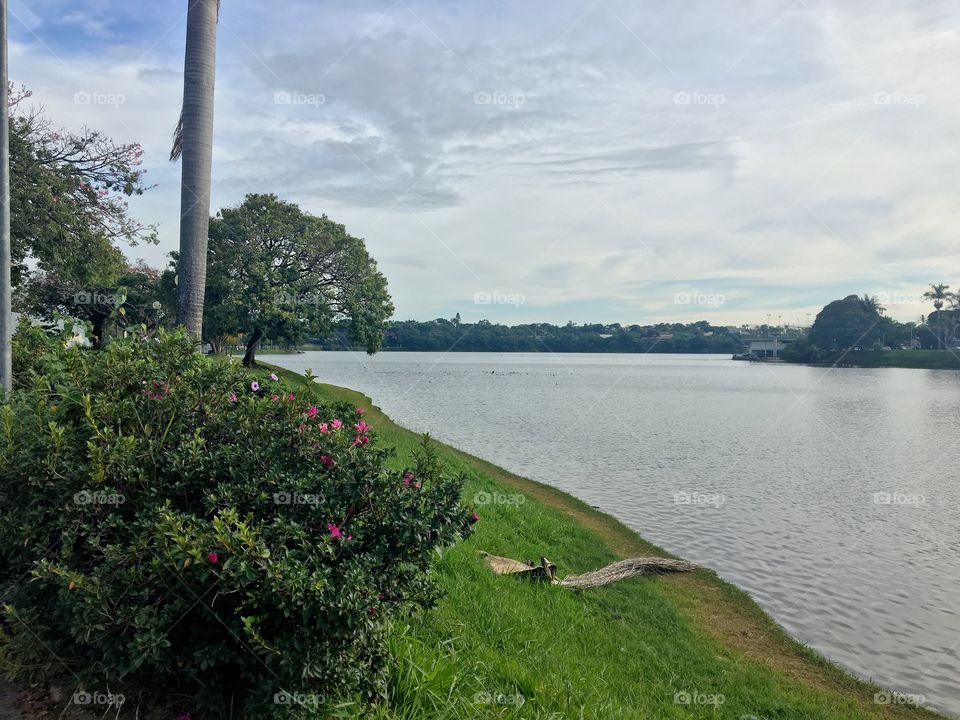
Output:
[
  {"xmin": 922, "ymin": 283, "xmax": 951, "ymax": 349},
  {"xmin": 171, "ymin": 0, "xmax": 219, "ymax": 338}
]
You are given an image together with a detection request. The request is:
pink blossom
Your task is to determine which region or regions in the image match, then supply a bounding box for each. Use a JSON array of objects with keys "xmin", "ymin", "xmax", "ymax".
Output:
[
  {"xmin": 368, "ymin": 606, "xmax": 377, "ymax": 615},
  {"xmin": 270, "ymin": 373, "xmax": 279, "ymax": 381},
  {"xmin": 307, "ymin": 406, "xmax": 318, "ymax": 419},
  {"xmin": 250, "ymin": 381, "xmax": 260, "ymax": 392},
  {"xmin": 356, "ymin": 407, "xmax": 365, "ymax": 415},
  {"xmin": 320, "ymin": 455, "xmax": 335, "ymax": 468},
  {"xmin": 331, "ymin": 418, "xmax": 342, "ymax": 429},
  {"xmin": 318, "ymin": 423, "xmax": 329, "ymax": 433},
  {"xmin": 402, "ymin": 472, "xmax": 413, "ymax": 487},
  {"xmin": 327, "ymin": 523, "xmax": 343, "ymax": 539},
  {"xmin": 287, "ymin": 393, "xmax": 295, "ymax": 401},
  {"xmin": 271, "ymin": 394, "xmax": 279, "ymax": 402},
  {"xmin": 229, "ymin": 393, "xmax": 238, "ymax": 403},
  {"xmin": 354, "ymin": 421, "xmax": 370, "ymax": 434},
  {"xmin": 353, "ymin": 435, "xmax": 369, "ymax": 446},
  {"xmin": 207, "ymin": 552, "xmax": 219, "ymax": 564},
  {"xmin": 469, "ymin": 512, "xmax": 480, "ymax": 524}
]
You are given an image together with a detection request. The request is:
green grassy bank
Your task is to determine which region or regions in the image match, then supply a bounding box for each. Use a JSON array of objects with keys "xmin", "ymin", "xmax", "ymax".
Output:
[
  {"xmin": 820, "ymin": 350, "xmax": 960, "ymax": 370},
  {"xmin": 261, "ymin": 364, "xmax": 944, "ymax": 720}
]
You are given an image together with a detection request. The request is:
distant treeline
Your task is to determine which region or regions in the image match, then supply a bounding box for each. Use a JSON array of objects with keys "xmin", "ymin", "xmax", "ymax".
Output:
[{"xmin": 307, "ymin": 319, "xmax": 751, "ymax": 353}]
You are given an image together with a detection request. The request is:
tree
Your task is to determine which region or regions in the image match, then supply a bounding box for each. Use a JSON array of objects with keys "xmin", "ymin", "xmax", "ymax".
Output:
[
  {"xmin": 7, "ymin": 85, "xmax": 154, "ymax": 289},
  {"xmin": 860, "ymin": 294, "xmax": 885, "ymax": 315},
  {"xmin": 7, "ymin": 85, "xmax": 155, "ymax": 344},
  {"xmin": 20, "ymin": 262, "xmax": 168, "ymax": 348},
  {"xmin": 808, "ymin": 294, "xmax": 884, "ymax": 352},
  {"xmin": 922, "ymin": 283, "xmax": 952, "ymax": 349},
  {"xmin": 203, "ymin": 194, "xmax": 393, "ymax": 366},
  {"xmin": 171, "ymin": 0, "xmax": 219, "ymax": 338}
]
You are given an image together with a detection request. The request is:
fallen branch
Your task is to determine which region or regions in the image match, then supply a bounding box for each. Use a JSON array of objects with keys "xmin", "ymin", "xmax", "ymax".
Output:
[
  {"xmin": 479, "ymin": 552, "xmax": 695, "ymax": 589},
  {"xmin": 559, "ymin": 557, "xmax": 697, "ymax": 589}
]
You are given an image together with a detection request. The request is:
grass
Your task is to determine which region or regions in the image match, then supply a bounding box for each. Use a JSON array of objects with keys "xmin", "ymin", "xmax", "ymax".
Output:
[
  {"xmin": 258, "ymin": 363, "xmax": 946, "ymax": 720},
  {"xmin": 822, "ymin": 350, "xmax": 960, "ymax": 370}
]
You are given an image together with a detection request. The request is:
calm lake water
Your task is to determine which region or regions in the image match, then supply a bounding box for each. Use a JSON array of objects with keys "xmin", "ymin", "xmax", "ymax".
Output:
[{"xmin": 269, "ymin": 351, "xmax": 960, "ymax": 716}]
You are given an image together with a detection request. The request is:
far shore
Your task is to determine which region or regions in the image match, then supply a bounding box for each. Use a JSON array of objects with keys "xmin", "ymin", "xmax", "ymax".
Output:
[{"xmin": 238, "ymin": 346, "xmax": 960, "ymax": 371}]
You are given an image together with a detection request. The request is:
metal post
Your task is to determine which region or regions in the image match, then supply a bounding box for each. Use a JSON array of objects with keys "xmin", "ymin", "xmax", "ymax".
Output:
[{"xmin": 0, "ymin": 0, "xmax": 12, "ymax": 394}]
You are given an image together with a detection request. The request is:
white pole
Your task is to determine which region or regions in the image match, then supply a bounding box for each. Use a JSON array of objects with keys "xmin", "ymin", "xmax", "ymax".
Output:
[{"xmin": 0, "ymin": 0, "xmax": 12, "ymax": 394}]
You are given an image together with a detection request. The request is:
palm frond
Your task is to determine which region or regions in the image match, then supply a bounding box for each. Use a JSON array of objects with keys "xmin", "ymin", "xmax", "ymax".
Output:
[{"xmin": 170, "ymin": 107, "xmax": 184, "ymax": 162}]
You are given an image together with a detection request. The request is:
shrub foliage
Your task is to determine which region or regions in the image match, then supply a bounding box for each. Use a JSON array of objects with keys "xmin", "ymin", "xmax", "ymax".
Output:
[{"xmin": 0, "ymin": 324, "xmax": 473, "ymax": 716}]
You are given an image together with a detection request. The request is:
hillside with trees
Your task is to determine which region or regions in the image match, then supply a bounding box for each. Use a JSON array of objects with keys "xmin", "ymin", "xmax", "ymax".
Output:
[{"xmin": 308, "ymin": 318, "xmax": 748, "ymax": 353}]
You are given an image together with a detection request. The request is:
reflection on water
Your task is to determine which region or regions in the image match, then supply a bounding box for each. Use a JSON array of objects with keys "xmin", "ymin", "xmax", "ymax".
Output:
[{"xmin": 270, "ymin": 351, "xmax": 960, "ymax": 716}]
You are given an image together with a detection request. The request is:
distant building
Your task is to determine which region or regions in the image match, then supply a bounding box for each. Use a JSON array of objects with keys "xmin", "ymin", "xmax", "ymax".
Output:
[{"xmin": 742, "ymin": 336, "xmax": 792, "ymax": 358}]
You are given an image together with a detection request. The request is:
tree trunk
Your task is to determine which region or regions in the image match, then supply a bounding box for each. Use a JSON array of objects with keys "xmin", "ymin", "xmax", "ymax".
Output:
[
  {"xmin": 242, "ymin": 327, "xmax": 263, "ymax": 367},
  {"xmin": 90, "ymin": 314, "xmax": 106, "ymax": 350},
  {"xmin": 479, "ymin": 552, "xmax": 696, "ymax": 589},
  {"xmin": 175, "ymin": 0, "xmax": 218, "ymax": 338}
]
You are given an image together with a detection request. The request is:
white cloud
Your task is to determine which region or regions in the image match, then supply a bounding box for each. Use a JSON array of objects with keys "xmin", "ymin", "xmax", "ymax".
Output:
[{"xmin": 8, "ymin": 0, "xmax": 960, "ymax": 324}]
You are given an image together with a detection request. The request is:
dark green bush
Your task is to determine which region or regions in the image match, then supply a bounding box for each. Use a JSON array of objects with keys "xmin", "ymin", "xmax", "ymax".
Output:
[{"xmin": 0, "ymin": 323, "xmax": 473, "ymax": 717}]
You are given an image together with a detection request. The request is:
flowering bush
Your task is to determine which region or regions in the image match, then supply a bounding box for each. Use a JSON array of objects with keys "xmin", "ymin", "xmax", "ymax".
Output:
[{"xmin": 0, "ymin": 325, "xmax": 474, "ymax": 717}]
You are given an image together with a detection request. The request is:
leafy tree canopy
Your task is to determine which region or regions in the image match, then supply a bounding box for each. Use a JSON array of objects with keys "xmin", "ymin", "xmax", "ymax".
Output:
[
  {"xmin": 808, "ymin": 294, "xmax": 886, "ymax": 351},
  {"xmin": 198, "ymin": 194, "xmax": 393, "ymax": 364},
  {"xmin": 8, "ymin": 84, "xmax": 156, "ymax": 289}
]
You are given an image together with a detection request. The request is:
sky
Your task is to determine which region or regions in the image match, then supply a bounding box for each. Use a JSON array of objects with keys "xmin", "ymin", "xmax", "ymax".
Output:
[{"xmin": 8, "ymin": 0, "xmax": 960, "ymax": 326}]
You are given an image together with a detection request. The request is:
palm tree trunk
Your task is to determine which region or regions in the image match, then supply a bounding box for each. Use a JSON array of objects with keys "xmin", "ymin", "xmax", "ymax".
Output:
[{"xmin": 175, "ymin": 0, "xmax": 218, "ymax": 338}]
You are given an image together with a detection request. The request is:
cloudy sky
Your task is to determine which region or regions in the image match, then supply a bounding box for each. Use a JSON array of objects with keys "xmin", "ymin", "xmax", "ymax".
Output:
[{"xmin": 8, "ymin": 0, "xmax": 960, "ymax": 325}]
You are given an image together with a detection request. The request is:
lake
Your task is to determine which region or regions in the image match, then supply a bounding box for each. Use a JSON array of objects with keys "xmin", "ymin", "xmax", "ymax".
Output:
[{"xmin": 268, "ymin": 351, "xmax": 960, "ymax": 716}]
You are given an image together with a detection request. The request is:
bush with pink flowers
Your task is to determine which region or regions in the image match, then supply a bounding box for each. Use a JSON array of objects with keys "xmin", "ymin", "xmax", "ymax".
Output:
[{"xmin": 0, "ymin": 323, "xmax": 474, "ymax": 717}]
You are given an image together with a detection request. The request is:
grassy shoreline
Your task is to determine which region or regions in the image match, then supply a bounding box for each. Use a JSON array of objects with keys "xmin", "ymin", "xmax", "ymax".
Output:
[
  {"xmin": 263, "ymin": 364, "xmax": 946, "ymax": 719},
  {"xmin": 813, "ymin": 350, "xmax": 960, "ymax": 370}
]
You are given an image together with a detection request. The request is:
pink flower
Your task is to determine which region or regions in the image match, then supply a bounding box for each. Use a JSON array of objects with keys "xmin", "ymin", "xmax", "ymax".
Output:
[
  {"xmin": 402, "ymin": 471, "xmax": 413, "ymax": 487},
  {"xmin": 229, "ymin": 393, "xmax": 238, "ymax": 403},
  {"xmin": 271, "ymin": 394, "xmax": 279, "ymax": 402},
  {"xmin": 356, "ymin": 407, "xmax": 365, "ymax": 415},
  {"xmin": 354, "ymin": 421, "xmax": 370, "ymax": 434},
  {"xmin": 307, "ymin": 406, "xmax": 318, "ymax": 419},
  {"xmin": 331, "ymin": 418, "xmax": 342, "ymax": 429},
  {"xmin": 250, "ymin": 381, "xmax": 260, "ymax": 392},
  {"xmin": 270, "ymin": 373, "xmax": 279, "ymax": 381},
  {"xmin": 353, "ymin": 435, "xmax": 369, "ymax": 446},
  {"xmin": 320, "ymin": 454, "xmax": 335, "ymax": 468},
  {"xmin": 207, "ymin": 552, "xmax": 219, "ymax": 564},
  {"xmin": 327, "ymin": 523, "xmax": 343, "ymax": 539},
  {"xmin": 469, "ymin": 512, "xmax": 480, "ymax": 524},
  {"xmin": 287, "ymin": 393, "xmax": 295, "ymax": 401},
  {"xmin": 318, "ymin": 423, "xmax": 329, "ymax": 433},
  {"xmin": 368, "ymin": 606, "xmax": 377, "ymax": 615}
]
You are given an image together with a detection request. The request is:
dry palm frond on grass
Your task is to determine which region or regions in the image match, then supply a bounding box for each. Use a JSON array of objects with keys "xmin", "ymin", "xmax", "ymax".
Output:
[{"xmin": 479, "ymin": 552, "xmax": 696, "ymax": 589}]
